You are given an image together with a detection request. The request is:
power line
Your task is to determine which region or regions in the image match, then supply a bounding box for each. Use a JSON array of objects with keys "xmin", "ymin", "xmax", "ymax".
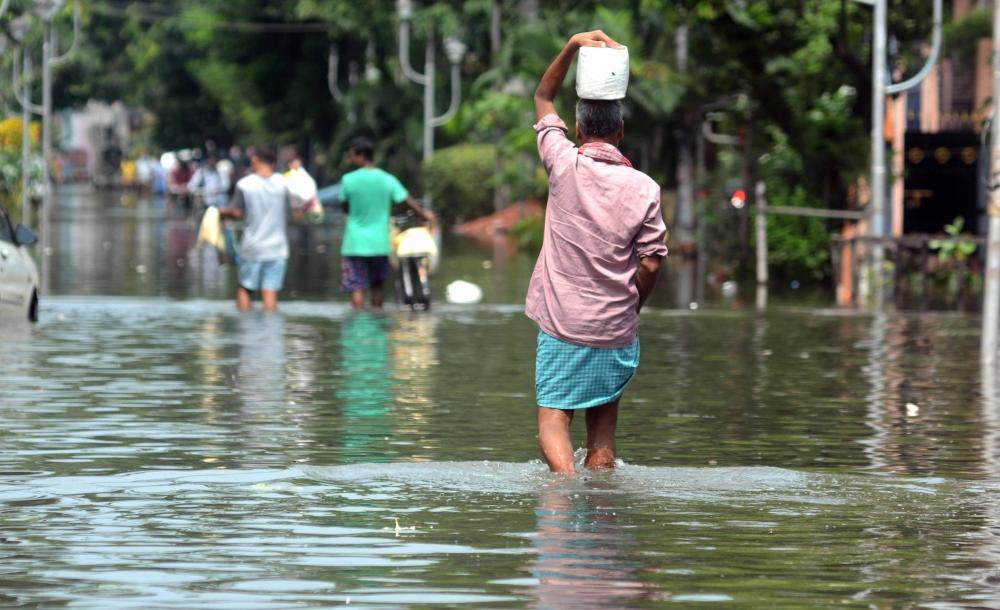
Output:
[{"xmin": 90, "ymin": 2, "xmax": 330, "ymax": 33}]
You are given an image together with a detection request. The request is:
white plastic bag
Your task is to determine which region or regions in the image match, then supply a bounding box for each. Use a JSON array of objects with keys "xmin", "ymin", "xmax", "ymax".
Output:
[
  {"xmin": 575, "ymin": 46, "xmax": 629, "ymax": 100},
  {"xmin": 285, "ymin": 167, "xmax": 318, "ymax": 210}
]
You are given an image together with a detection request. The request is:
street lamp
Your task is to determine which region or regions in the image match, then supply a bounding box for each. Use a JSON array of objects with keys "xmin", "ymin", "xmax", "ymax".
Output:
[
  {"xmin": 397, "ymin": 0, "xmax": 413, "ymax": 19},
  {"xmin": 31, "ymin": 0, "xmax": 62, "ymax": 21},
  {"xmin": 37, "ymin": 0, "xmax": 65, "ymax": 232},
  {"xmin": 443, "ymin": 36, "xmax": 465, "ymax": 64},
  {"xmin": 396, "ymin": 0, "xmax": 465, "ymax": 162},
  {"xmin": 9, "ymin": 13, "xmax": 31, "ymax": 42},
  {"xmin": 854, "ymin": 0, "xmax": 942, "ymax": 304},
  {"xmin": 328, "ymin": 41, "xmax": 377, "ymax": 125},
  {"xmin": 29, "ymin": 0, "xmax": 79, "ymax": 234}
]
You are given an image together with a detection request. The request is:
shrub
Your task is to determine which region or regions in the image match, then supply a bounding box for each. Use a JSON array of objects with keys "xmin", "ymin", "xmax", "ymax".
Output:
[
  {"xmin": 510, "ymin": 211, "xmax": 544, "ymax": 253},
  {"xmin": 422, "ymin": 144, "xmax": 496, "ymax": 222}
]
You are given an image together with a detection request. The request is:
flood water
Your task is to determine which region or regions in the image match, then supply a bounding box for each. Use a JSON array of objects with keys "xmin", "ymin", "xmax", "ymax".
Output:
[{"xmin": 4, "ymin": 188, "xmax": 1000, "ymax": 608}]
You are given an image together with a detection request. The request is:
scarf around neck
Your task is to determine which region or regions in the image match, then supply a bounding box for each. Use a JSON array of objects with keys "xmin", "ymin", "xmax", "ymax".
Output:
[{"xmin": 578, "ymin": 142, "xmax": 633, "ymax": 168}]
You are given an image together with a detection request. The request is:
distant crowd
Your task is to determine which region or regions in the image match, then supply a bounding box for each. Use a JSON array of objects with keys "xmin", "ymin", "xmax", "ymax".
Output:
[{"xmin": 114, "ymin": 146, "xmax": 296, "ymax": 212}]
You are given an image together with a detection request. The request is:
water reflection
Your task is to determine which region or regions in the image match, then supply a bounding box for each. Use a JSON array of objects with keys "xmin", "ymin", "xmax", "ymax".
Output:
[
  {"xmin": 984, "ymin": 361, "xmax": 1000, "ymax": 471},
  {"xmin": 196, "ymin": 315, "xmax": 227, "ymax": 414},
  {"xmin": 975, "ymin": 361, "xmax": 1000, "ymax": 599},
  {"xmin": 236, "ymin": 313, "xmax": 287, "ymax": 412},
  {"xmin": 6, "ymin": 300, "xmax": 1000, "ymax": 607},
  {"xmin": 858, "ymin": 312, "xmax": 986, "ymax": 474},
  {"xmin": 530, "ymin": 479, "xmax": 658, "ymax": 609},
  {"xmin": 337, "ymin": 313, "xmax": 394, "ymax": 463},
  {"xmin": 41, "ymin": 185, "xmax": 718, "ymax": 307},
  {"xmin": 862, "ymin": 311, "xmax": 891, "ymax": 471},
  {"xmin": 390, "ymin": 314, "xmax": 440, "ymax": 459}
]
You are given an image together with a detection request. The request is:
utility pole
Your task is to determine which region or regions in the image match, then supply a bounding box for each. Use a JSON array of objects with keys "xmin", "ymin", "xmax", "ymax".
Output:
[
  {"xmin": 755, "ymin": 181, "xmax": 768, "ymax": 310},
  {"xmin": 40, "ymin": 17, "xmax": 51, "ymax": 226},
  {"xmin": 868, "ymin": 0, "xmax": 888, "ymax": 305},
  {"xmin": 11, "ymin": 14, "xmax": 40, "ymax": 228},
  {"xmin": 675, "ymin": 22, "xmax": 695, "ymax": 253},
  {"xmin": 396, "ymin": 0, "xmax": 465, "ymax": 162},
  {"xmin": 982, "ymin": 0, "xmax": 1000, "ymax": 364},
  {"xmin": 858, "ymin": 0, "xmax": 942, "ymax": 304},
  {"xmin": 21, "ymin": 50, "xmax": 32, "ymax": 226},
  {"xmin": 490, "ymin": 0, "xmax": 507, "ymax": 214},
  {"xmin": 32, "ymin": 0, "xmax": 79, "ymax": 228}
]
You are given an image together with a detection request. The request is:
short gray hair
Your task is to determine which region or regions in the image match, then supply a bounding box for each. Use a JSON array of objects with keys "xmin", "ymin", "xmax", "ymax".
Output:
[{"xmin": 575, "ymin": 99, "xmax": 623, "ymax": 139}]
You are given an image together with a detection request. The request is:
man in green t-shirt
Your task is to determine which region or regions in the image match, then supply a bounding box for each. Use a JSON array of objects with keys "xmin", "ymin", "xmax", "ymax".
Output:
[{"xmin": 340, "ymin": 138, "xmax": 434, "ymax": 309}]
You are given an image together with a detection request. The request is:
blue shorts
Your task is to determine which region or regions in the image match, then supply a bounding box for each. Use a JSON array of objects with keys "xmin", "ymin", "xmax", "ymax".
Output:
[
  {"xmin": 238, "ymin": 258, "xmax": 287, "ymax": 292},
  {"xmin": 535, "ymin": 330, "xmax": 639, "ymax": 410},
  {"xmin": 341, "ymin": 256, "xmax": 390, "ymax": 292}
]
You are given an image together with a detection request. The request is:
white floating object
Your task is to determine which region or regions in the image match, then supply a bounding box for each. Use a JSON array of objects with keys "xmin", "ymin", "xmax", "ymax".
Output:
[
  {"xmin": 446, "ymin": 280, "xmax": 483, "ymax": 304},
  {"xmin": 906, "ymin": 402, "xmax": 920, "ymax": 417},
  {"xmin": 576, "ymin": 46, "xmax": 629, "ymax": 100},
  {"xmin": 721, "ymin": 280, "xmax": 738, "ymax": 298}
]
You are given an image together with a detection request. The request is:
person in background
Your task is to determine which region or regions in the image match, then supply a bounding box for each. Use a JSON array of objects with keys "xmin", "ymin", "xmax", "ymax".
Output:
[
  {"xmin": 528, "ymin": 31, "xmax": 668, "ymax": 474},
  {"xmin": 219, "ymin": 146, "xmax": 289, "ymax": 311},
  {"xmin": 216, "ymin": 156, "xmax": 235, "ymax": 198},
  {"xmin": 168, "ymin": 159, "xmax": 194, "ymax": 209},
  {"xmin": 120, "ymin": 157, "xmax": 137, "ymax": 190},
  {"xmin": 151, "ymin": 158, "xmax": 168, "ymax": 196},
  {"xmin": 136, "ymin": 152, "xmax": 154, "ymax": 193},
  {"xmin": 339, "ymin": 137, "xmax": 434, "ymax": 310},
  {"xmin": 190, "ymin": 155, "xmax": 231, "ymax": 208}
]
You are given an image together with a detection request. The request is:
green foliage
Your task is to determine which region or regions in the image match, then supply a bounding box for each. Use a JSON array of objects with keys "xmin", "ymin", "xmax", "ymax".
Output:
[
  {"xmin": 945, "ymin": 8, "xmax": 992, "ymax": 60},
  {"xmin": 764, "ymin": 213, "xmax": 830, "ymax": 281},
  {"xmin": 510, "ymin": 211, "xmax": 544, "ymax": 253},
  {"xmin": 0, "ymin": 0, "xmax": 944, "ymax": 281},
  {"xmin": 422, "ymin": 144, "xmax": 496, "ymax": 221},
  {"xmin": 0, "ymin": 149, "xmax": 42, "ymax": 223},
  {"xmin": 930, "ymin": 217, "xmax": 978, "ymax": 264}
]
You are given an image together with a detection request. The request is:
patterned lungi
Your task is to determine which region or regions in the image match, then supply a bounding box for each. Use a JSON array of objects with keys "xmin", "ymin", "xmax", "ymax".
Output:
[{"xmin": 535, "ymin": 330, "xmax": 639, "ymax": 410}]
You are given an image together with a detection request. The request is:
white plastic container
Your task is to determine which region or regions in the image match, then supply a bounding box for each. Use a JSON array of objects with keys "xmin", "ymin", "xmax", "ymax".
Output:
[
  {"xmin": 575, "ymin": 46, "xmax": 629, "ymax": 100},
  {"xmin": 446, "ymin": 280, "xmax": 483, "ymax": 305}
]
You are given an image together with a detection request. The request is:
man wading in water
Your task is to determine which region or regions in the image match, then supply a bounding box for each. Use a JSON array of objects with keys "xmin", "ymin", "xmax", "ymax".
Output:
[{"xmin": 527, "ymin": 31, "xmax": 667, "ymax": 474}]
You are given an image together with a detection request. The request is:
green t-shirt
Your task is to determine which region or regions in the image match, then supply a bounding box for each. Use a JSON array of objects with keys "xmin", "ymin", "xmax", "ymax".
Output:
[{"xmin": 340, "ymin": 167, "xmax": 408, "ymax": 256}]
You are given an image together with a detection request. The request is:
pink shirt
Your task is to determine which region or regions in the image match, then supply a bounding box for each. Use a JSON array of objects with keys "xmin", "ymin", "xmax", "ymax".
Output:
[{"xmin": 525, "ymin": 114, "xmax": 668, "ymax": 348}]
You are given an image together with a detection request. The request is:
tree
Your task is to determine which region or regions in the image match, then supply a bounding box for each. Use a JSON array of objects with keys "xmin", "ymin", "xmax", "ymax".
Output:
[{"xmin": 0, "ymin": 0, "xmax": 941, "ymax": 281}]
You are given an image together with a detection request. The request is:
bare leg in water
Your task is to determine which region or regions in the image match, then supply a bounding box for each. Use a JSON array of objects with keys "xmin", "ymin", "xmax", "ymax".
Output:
[
  {"xmin": 237, "ymin": 286, "xmax": 253, "ymax": 311},
  {"xmin": 538, "ymin": 398, "xmax": 620, "ymax": 473},
  {"xmin": 584, "ymin": 399, "xmax": 619, "ymax": 470},
  {"xmin": 538, "ymin": 407, "xmax": 576, "ymax": 474},
  {"xmin": 370, "ymin": 282, "xmax": 385, "ymax": 309},
  {"xmin": 350, "ymin": 289, "xmax": 365, "ymax": 310},
  {"xmin": 261, "ymin": 289, "xmax": 278, "ymax": 311},
  {"xmin": 350, "ymin": 285, "xmax": 384, "ymax": 310}
]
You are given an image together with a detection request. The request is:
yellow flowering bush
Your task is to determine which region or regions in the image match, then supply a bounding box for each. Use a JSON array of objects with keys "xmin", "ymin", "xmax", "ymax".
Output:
[
  {"xmin": 0, "ymin": 117, "xmax": 41, "ymax": 151},
  {"xmin": 0, "ymin": 117, "xmax": 43, "ymax": 219}
]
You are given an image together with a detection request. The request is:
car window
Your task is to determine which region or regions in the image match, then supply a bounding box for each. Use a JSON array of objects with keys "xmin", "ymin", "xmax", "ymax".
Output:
[{"xmin": 0, "ymin": 206, "xmax": 14, "ymax": 244}]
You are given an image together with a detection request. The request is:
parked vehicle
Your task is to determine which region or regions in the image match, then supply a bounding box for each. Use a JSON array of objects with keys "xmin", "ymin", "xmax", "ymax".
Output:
[
  {"xmin": 0, "ymin": 203, "xmax": 39, "ymax": 322},
  {"xmin": 391, "ymin": 214, "xmax": 438, "ymax": 311}
]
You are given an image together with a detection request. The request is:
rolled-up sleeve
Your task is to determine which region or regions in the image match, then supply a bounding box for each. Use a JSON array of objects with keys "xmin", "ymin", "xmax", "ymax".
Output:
[
  {"xmin": 636, "ymin": 194, "xmax": 669, "ymax": 259},
  {"xmin": 534, "ymin": 113, "xmax": 575, "ymax": 175}
]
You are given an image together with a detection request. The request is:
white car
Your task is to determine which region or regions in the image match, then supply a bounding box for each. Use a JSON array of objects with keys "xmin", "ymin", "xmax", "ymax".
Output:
[{"xmin": 0, "ymin": 203, "xmax": 39, "ymax": 322}]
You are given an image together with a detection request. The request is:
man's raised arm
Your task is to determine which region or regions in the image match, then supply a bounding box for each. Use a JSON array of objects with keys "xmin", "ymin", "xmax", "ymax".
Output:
[{"xmin": 534, "ymin": 30, "xmax": 622, "ymax": 121}]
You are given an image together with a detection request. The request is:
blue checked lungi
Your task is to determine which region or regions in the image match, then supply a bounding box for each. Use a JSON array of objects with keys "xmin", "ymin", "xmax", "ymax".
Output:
[{"xmin": 535, "ymin": 330, "xmax": 639, "ymax": 410}]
